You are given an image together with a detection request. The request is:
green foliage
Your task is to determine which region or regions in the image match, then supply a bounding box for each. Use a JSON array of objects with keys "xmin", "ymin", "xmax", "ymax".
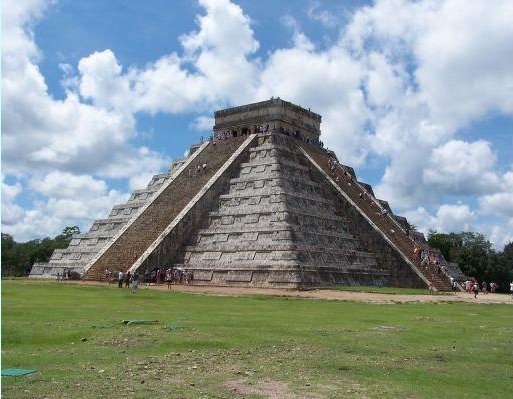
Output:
[
  {"xmin": 428, "ymin": 231, "xmax": 513, "ymax": 291},
  {"xmin": 1, "ymin": 226, "xmax": 80, "ymax": 276}
]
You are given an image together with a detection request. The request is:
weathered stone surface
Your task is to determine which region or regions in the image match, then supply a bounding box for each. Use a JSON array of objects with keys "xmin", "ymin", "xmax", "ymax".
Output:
[
  {"xmin": 31, "ymin": 99, "xmax": 465, "ymax": 290},
  {"xmin": 29, "ymin": 146, "xmax": 193, "ymax": 278},
  {"xmin": 169, "ymin": 132, "xmax": 391, "ymax": 288}
]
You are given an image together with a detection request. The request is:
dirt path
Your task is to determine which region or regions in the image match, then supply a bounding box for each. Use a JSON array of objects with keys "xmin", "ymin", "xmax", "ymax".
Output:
[
  {"xmin": 57, "ymin": 280, "xmax": 512, "ymax": 304},
  {"xmin": 153, "ymin": 284, "xmax": 513, "ymax": 304}
]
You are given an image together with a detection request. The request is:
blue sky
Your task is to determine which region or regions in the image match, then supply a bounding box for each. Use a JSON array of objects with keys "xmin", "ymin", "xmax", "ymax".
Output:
[{"xmin": 2, "ymin": 0, "xmax": 513, "ymax": 248}]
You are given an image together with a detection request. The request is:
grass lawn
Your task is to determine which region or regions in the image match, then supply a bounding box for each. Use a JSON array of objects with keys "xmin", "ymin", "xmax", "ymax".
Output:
[{"xmin": 2, "ymin": 280, "xmax": 512, "ymax": 399}]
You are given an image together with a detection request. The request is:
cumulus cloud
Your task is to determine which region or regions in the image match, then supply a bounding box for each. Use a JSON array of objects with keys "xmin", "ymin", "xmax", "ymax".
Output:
[
  {"xmin": 403, "ymin": 204, "xmax": 476, "ymax": 236},
  {"xmin": 2, "ymin": 172, "xmax": 129, "ymax": 241},
  {"xmin": 190, "ymin": 116, "xmax": 215, "ymax": 132},
  {"xmin": 307, "ymin": 1, "xmax": 340, "ymax": 28},
  {"xmin": 2, "ymin": 0, "xmax": 513, "ymax": 247},
  {"xmin": 1, "ymin": 0, "xmax": 168, "ymax": 179},
  {"xmin": 478, "ymin": 171, "xmax": 513, "ymax": 219},
  {"xmin": 423, "ymin": 140, "xmax": 500, "ymax": 195},
  {"xmin": 1, "ymin": 0, "xmax": 166, "ymax": 240},
  {"xmin": 1, "ymin": 180, "xmax": 25, "ymax": 225},
  {"xmin": 351, "ymin": 0, "xmax": 513, "ymax": 208},
  {"xmin": 77, "ymin": 50, "xmax": 133, "ymax": 111}
]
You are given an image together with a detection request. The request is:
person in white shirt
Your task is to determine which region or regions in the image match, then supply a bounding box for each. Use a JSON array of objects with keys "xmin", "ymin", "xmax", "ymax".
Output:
[{"xmin": 118, "ymin": 271, "xmax": 124, "ymax": 288}]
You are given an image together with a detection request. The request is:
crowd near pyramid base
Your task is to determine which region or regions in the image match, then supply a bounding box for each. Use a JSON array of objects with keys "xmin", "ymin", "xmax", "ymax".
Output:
[{"xmin": 30, "ymin": 99, "xmax": 467, "ymax": 291}]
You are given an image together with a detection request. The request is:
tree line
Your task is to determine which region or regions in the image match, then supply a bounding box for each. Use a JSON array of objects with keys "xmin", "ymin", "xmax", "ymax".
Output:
[
  {"xmin": 1, "ymin": 226, "xmax": 80, "ymax": 276},
  {"xmin": 427, "ymin": 231, "xmax": 513, "ymax": 292}
]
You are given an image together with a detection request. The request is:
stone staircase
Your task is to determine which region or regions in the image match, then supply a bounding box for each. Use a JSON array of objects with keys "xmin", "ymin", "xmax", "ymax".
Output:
[
  {"xmin": 298, "ymin": 142, "xmax": 453, "ymax": 291},
  {"xmin": 29, "ymin": 161, "xmax": 178, "ymax": 278},
  {"xmin": 172, "ymin": 133, "xmax": 391, "ymax": 288},
  {"xmin": 83, "ymin": 137, "xmax": 247, "ymax": 280}
]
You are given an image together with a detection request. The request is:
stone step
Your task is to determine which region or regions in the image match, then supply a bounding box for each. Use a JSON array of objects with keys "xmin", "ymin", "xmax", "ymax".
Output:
[
  {"xmin": 184, "ymin": 242, "xmax": 376, "ymax": 257},
  {"xmin": 83, "ymin": 137, "xmax": 248, "ymax": 280},
  {"xmin": 219, "ymin": 187, "xmax": 332, "ymax": 205},
  {"xmin": 299, "ymin": 142, "xmax": 454, "ymax": 291},
  {"xmin": 208, "ymin": 207, "xmax": 347, "ymax": 222}
]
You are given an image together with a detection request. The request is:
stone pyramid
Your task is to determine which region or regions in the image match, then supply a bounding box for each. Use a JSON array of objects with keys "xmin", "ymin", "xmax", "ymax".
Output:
[
  {"xmin": 174, "ymin": 132, "xmax": 391, "ymax": 287},
  {"xmin": 31, "ymin": 99, "xmax": 464, "ymax": 290}
]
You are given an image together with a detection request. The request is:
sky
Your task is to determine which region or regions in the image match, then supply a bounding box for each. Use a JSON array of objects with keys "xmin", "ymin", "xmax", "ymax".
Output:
[{"xmin": 2, "ymin": 0, "xmax": 513, "ymax": 249}]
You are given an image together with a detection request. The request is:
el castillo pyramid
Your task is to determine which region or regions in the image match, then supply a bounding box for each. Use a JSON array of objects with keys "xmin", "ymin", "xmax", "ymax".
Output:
[{"xmin": 30, "ymin": 99, "xmax": 467, "ymax": 290}]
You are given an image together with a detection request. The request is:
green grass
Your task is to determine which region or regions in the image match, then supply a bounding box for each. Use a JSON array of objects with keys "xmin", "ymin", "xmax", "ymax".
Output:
[{"xmin": 2, "ymin": 280, "xmax": 512, "ymax": 399}]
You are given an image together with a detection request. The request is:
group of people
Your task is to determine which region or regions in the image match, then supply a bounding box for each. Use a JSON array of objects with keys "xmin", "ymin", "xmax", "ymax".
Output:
[
  {"xmin": 196, "ymin": 163, "xmax": 207, "ymax": 174},
  {"xmin": 104, "ymin": 269, "xmax": 138, "ymax": 293},
  {"xmin": 143, "ymin": 267, "xmax": 194, "ymax": 289},
  {"xmin": 327, "ymin": 154, "xmax": 469, "ymax": 293},
  {"xmin": 56, "ymin": 268, "xmax": 73, "ymax": 282},
  {"xmin": 105, "ymin": 267, "xmax": 194, "ymax": 292},
  {"xmin": 328, "ymin": 156, "xmax": 392, "ymax": 218},
  {"xmin": 213, "ymin": 123, "xmax": 325, "ymax": 150},
  {"xmin": 463, "ymin": 280, "xmax": 500, "ymax": 297}
]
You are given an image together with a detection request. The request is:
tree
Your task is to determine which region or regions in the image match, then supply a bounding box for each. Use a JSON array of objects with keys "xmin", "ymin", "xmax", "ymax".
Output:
[
  {"xmin": 427, "ymin": 231, "xmax": 462, "ymax": 262},
  {"xmin": 456, "ymin": 232, "xmax": 493, "ymax": 281},
  {"xmin": 428, "ymin": 231, "xmax": 513, "ymax": 292},
  {"xmin": 1, "ymin": 226, "xmax": 81, "ymax": 276},
  {"xmin": 55, "ymin": 226, "xmax": 80, "ymax": 244}
]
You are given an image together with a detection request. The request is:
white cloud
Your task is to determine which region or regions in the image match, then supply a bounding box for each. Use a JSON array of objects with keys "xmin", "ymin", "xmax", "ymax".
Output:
[
  {"xmin": 307, "ymin": 1, "xmax": 340, "ymax": 28},
  {"xmin": 190, "ymin": 115, "xmax": 214, "ymax": 132},
  {"xmin": 478, "ymin": 171, "xmax": 513, "ymax": 219},
  {"xmin": 1, "ymin": 0, "xmax": 169, "ymax": 179},
  {"xmin": 354, "ymin": 0, "xmax": 513, "ymax": 209},
  {"xmin": 1, "ymin": 0, "xmax": 167, "ymax": 240},
  {"xmin": 77, "ymin": 49, "xmax": 132, "ymax": 112},
  {"xmin": 403, "ymin": 203, "xmax": 475, "ymax": 236},
  {"xmin": 131, "ymin": 0, "xmax": 260, "ymax": 114},
  {"xmin": 1, "ymin": 180, "xmax": 25, "ymax": 225},
  {"xmin": 3, "ymin": 172, "xmax": 129, "ymax": 241},
  {"xmin": 2, "ymin": 0, "xmax": 513, "ymax": 248},
  {"xmin": 415, "ymin": 0, "xmax": 513, "ymax": 124},
  {"xmin": 423, "ymin": 140, "xmax": 500, "ymax": 195},
  {"xmin": 30, "ymin": 171, "xmax": 107, "ymax": 199}
]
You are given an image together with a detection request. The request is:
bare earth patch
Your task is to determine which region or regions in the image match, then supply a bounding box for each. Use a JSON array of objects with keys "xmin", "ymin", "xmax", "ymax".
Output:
[
  {"xmin": 25, "ymin": 279, "xmax": 513, "ymax": 304},
  {"xmin": 223, "ymin": 379, "xmax": 312, "ymax": 399},
  {"xmin": 147, "ymin": 284, "xmax": 513, "ymax": 304}
]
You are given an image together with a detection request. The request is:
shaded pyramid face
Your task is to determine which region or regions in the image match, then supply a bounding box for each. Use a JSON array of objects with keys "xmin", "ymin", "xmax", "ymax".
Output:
[{"xmin": 177, "ymin": 133, "xmax": 391, "ymax": 288}]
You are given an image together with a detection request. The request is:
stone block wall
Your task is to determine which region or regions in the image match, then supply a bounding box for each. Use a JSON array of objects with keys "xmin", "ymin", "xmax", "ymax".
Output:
[
  {"xmin": 30, "ymin": 150, "xmax": 192, "ymax": 278},
  {"xmin": 83, "ymin": 136, "xmax": 248, "ymax": 280},
  {"xmin": 171, "ymin": 132, "xmax": 390, "ymax": 288}
]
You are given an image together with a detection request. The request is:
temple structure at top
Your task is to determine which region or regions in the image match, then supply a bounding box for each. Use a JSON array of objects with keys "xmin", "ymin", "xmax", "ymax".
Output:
[
  {"xmin": 213, "ymin": 98, "xmax": 321, "ymax": 143},
  {"xmin": 30, "ymin": 98, "xmax": 466, "ymax": 291}
]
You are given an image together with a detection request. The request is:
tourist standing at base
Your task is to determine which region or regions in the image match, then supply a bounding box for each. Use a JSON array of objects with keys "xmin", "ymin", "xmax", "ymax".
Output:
[
  {"xmin": 510, "ymin": 281, "xmax": 513, "ymax": 298},
  {"xmin": 473, "ymin": 282, "xmax": 479, "ymax": 299},
  {"xmin": 481, "ymin": 281, "xmax": 487, "ymax": 294},
  {"xmin": 125, "ymin": 271, "xmax": 131, "ymax": 288},
  {"xmin": 166, "ymin": 268, "xmax": 172, "ymax": 290},
  {"xmin": 118, "ymin": 271, "xmax": 124, "ymax": 288},
  {"xmin": 131, "ymin": 272, "xmax": 139, "ymax": 294}
]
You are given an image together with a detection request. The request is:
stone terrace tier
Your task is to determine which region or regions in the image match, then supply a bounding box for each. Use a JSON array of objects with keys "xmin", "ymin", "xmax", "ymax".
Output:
[
  {"xmin": 174, "ymin": 133, "xmax": 390, "ymax": 288},
  {"xmin": 298, "ymin": 142, "xmax": 453, "ymax": 291},
  {"xmin": 83, "ymin": 137, "xmax": 247, "ymax": 281}
]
